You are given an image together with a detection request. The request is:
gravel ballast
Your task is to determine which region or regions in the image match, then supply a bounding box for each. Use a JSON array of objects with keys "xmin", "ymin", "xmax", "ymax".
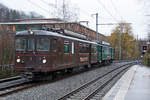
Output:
[{"xmin": 0, "ymin": 62, "xmax": 130, "ymax": 100}]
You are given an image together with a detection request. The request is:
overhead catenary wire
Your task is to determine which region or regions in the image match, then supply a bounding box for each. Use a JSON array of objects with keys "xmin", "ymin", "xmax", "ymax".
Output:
[
  {"xmin": 39, "ymin": 0, "xmax": 56, "ymax": 8},
  {"xmin": 110, "ymin": 0, "xmax": 123, "ymax": 20},
  {"xmin": 97, "ymin": 0, "xmax": 119, "ymax": 22},
  {"xmin": 27, "ymin": 0, "xmax": 50, "ymax": 14}
]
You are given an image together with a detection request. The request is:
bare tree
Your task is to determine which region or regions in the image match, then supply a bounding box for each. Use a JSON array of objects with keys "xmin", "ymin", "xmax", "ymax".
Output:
[{"xmin": 54, "ymin": 1, "xmax": 79, "ymax": 22}]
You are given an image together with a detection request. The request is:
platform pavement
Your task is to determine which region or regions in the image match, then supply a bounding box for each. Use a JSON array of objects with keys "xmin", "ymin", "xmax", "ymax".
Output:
[{"xmin": 102, "ymin": 64, "xmax": 150, "ymax": 100}]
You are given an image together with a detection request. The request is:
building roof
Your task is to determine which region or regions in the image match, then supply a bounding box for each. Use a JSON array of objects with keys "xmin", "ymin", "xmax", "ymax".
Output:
[
  {"xmin": 16, "ymin": 18, "xmax": 63, "ymax": 22},
  {"xmin": 0, "ymin": 18, "xmax": 106, "ymax": 38}
]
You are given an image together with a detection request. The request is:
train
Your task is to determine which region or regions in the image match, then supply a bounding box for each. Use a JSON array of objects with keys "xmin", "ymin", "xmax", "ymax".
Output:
[{"xmin": 15, "ymin": 29, "xmax": 114, "ymax": 80}]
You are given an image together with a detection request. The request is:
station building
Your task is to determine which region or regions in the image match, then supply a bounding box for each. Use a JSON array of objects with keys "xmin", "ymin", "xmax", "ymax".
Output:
[{"xmin": 0, "ymin": 18, "xmax": 108, "ymax": 43}]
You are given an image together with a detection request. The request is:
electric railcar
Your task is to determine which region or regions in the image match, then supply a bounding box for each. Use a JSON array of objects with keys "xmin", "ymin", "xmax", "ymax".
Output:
[{"xmin": 15, "ymin": 30, "xmax": 114, "ymax": 79}]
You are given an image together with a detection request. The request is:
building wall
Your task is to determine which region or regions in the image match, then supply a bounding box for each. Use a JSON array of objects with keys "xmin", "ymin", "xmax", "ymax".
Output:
[{"xmin": 0, "ymin": 22, "xmax": 107, "ymax": 43}]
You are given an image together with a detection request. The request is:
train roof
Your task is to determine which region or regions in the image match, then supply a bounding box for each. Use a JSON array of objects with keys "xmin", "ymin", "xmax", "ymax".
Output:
[
  {"xmin": 16, "ymin": 30, "xmax": 98, "ymax": 45},
  {"xmin": 16, "ymin": 30, "xmax": 114, "ymax": 48}
]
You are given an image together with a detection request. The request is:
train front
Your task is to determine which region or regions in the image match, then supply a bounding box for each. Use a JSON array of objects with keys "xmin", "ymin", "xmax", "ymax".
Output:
[{"xmin": 15, "ymin": 30, "xmax": 50, "ymax": 79}]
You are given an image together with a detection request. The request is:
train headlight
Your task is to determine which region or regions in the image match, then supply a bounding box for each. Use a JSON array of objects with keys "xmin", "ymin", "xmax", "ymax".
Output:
[
  {"xmin": 42, "ymin": 59, "xmax": 47, "ymax": 64},
  {"xmin": 16, "ymin": 58, "xmax": 21, "ymax": 63}
]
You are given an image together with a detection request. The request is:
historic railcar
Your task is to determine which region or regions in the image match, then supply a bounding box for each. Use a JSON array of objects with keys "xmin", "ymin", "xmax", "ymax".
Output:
[
  {"xmin": 15, "ymin": 30, "xmax": 114, "ymax": 79},
  {"xmin": 15, "ymin": 30, "xmax": 99, "ymax": 78}
]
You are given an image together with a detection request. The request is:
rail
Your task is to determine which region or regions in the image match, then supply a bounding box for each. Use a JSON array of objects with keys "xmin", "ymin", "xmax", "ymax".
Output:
[{"xmin": 58, "ymin": 62, "xmax": 137, "ymax": 100}]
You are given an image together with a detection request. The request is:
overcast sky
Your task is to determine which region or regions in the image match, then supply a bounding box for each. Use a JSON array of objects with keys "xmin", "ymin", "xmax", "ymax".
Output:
[{"xmin": 0, "ymin": 0, "xmax": 148, "ymax": 39}]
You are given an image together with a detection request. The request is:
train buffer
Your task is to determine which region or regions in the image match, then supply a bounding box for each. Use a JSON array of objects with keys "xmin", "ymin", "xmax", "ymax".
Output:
[{"xmin": 102, "ymin": 64, "xmax": 150, "ymax": 100}]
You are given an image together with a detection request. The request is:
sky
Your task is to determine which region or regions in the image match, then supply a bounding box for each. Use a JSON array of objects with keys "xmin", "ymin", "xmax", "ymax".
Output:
[{"xmin": 0, "ymin": 0, "xmax": 148, "ymax": 39}]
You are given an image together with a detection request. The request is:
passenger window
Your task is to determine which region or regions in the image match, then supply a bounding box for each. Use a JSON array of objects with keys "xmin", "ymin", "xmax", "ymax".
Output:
[
  {"xmin": 64, "ymin": 40, "xmax": 69, "ymax": 53},
  {"xmin": 37, "ymin": 38, "xmax": 50, "ymax": 51},
  {"xmin": 15, "ymin": 38, "xmax": 26, "ymax": 51},
  {"xmin": 79, "ymin": 43, "xmax": 82, "ymax": 53}
]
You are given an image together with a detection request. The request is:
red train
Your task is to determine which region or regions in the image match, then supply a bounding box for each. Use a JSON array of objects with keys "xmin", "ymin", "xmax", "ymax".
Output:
[{"xmin": 15, "ymin": 30, "xmax": 114, "ymax": 79}]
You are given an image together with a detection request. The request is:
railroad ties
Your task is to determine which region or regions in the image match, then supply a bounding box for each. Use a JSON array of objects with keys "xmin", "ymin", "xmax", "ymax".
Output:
[
  {"xmin": 0, "ymin": 76, "xmax": 31, "ymax": 96},
  {"xmin": 58, "ymin": 62, "xmax": 136, "ymax": 100}
]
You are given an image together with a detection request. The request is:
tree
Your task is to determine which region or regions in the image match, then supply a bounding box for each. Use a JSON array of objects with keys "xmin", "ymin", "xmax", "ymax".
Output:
[
  {"xmin": 0, "ymin": 3, "xmax": 44, "ymax": 22},
  {"xmin": 54, "ymin": 1, "xmax": 79, "ymax": 22},
  {"xmin": 109, "ymin": 22, "xmax": 138, "ymax": 60}
]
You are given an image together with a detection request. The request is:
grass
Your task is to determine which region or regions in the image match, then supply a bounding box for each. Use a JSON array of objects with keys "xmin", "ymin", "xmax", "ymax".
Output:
[{"xmin": 0, "ymin": 70, "xmax": 21, "ymax": 79}]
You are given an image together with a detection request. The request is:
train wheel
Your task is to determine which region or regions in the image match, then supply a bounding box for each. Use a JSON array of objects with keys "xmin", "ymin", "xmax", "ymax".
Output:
[
  {"xmin": 51, "ymin": 72, "xmax": 57, "ymax": 80},
  {"xmin": 88, "ymin": 63, "xmax": 91, "ymax": 68},
  {"xmin": 67, "ymin": 68, "xmax": 73, "ymax": 73}
]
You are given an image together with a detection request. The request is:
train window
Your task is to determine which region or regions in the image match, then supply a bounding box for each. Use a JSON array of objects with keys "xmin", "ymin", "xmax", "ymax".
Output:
[
  {"xmin": 79, "ymin": 43, "xmax": 88, "ymax": 53},
  {"xmin": 91, "ymin": 44, "xmax": 97, "ymax": 54},
  {"xmin": 64, "ymin": 40, "xmax": 69, "ymax": 53},
  {"xmin": 72, "ymin": 42, "xmax": 74, "ymax": 54},
  {"xmin": 37, "ymin": 38, "xmax": 50, "ymax": 51},
  {"xmin": 52, "ymin": 39, "xmax": 57, "ymax": 52},
  {"xmin": 15, "ymin": 38, "xmax": 26, "ymax": 51},
  {"xmin": 79, "ymin": 43, "xmax": 82, "ymax": 53},
  {"xmin": 91, "ymin": 45, "xmax": 94, "ymax": 53},
  {"xmin": 28, "ymin": 38, "xmax": 35, "ymax": 51}
]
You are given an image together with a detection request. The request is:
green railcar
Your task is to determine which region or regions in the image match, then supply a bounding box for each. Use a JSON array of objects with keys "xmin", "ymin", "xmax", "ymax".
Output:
[
  {"xmin": 97, "ymin": 45, "xmax": 102, "ymax": 62},
  {"xmin": 102, "ymin": 46, "xmax": 112, "ymax": 61},
  {"xmin": 111, "ymin": 48, "xmax": 115, "ymax": 60}
]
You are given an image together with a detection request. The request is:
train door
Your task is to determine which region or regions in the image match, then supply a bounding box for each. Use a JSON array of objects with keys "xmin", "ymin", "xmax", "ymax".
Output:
[
  {"xmin": 51, "ymin": 37, "xmax": 57, "ymax": 68},
  {"xmin": 88, "ymin": 44, "xmax": 91, "ymax": 67},
  {"xmin": 57, "ymin": 37, "xmax": 64, "ymax": 68},
  {"xmin": 97, "ymin": 45, "xmax": 102, "ymax": 63}
]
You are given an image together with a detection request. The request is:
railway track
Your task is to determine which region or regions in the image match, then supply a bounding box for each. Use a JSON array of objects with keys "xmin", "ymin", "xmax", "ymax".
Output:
[
  {"xmin": 0, "ymin": 76, "xmax": 33, "ymax": 96},
  {"xmin": 0, "ymin": 76, "xmax": 21, "ymax": 83},
  {"xmin": 58, "ymin": 62, "xmax": 135, "ymax": 100},
  {"xmin": 0, "ymin": 62, "xmax": 137, "ymax": 98}
]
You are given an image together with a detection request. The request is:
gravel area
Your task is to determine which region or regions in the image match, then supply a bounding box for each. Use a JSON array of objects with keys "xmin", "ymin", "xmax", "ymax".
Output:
[{"xmin": 0, "ymin": 62, "xmax": 130, "ymax": 100}]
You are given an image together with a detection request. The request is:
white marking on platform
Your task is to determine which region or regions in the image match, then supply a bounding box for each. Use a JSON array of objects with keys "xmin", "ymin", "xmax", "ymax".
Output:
[{"xmin": 102, "ymin": 65, "xmax": 138, "ymax": 100}]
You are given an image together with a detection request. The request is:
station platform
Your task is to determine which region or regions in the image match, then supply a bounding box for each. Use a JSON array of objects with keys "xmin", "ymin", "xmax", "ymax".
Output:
[{"xmin": 102, "ymin": 64, "xmax": 150, "ymax": 100}]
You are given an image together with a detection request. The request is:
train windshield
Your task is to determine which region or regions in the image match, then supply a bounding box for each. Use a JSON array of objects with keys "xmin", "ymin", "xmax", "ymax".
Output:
[
  {"xmin": 37, "ymin": 38, "xmax": 50, "ymax": 51},
  {"xmin": 15, "ymin": 38, "xmax": 26, "ymax": 51},
  {"xmin": 28, "ymin": 38, "xmax": 35, "ymax": 51}
]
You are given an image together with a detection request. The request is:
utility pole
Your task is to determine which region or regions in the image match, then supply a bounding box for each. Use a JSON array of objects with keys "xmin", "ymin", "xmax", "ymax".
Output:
[
  {"xmin": 119, "ymin": 24, "xmax": 122, "ymax": 60},
  {"xmin": 136, "ymin": 35, "xmax": 139, "ymax": 60},
  {"xmin": 96, "ymin": 13, "xmax": 98, "ymax": 42},
  {"xmin": 91, "ymin": 13, "xmax": 99, "ymax": 42},
  {"xmin": 62, "ymin": 0, "xmax": 66, "ymax": 29},
  {"xmin": 63, "ymin": 0, "xmax": 65, "ymax": 21}
]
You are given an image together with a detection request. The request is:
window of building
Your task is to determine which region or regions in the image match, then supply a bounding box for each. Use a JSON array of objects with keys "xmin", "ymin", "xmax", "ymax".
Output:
[
  {"xmin": 6, "ymin": 25, "xmax": 13, "ymax": 32},
  {"xmin": 16, "ymin": 25, "xmax": 26, "ymax": 32},
  {"xmin": 30, "ymin": 25, "xmax": 41, "ymax": 30}
]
